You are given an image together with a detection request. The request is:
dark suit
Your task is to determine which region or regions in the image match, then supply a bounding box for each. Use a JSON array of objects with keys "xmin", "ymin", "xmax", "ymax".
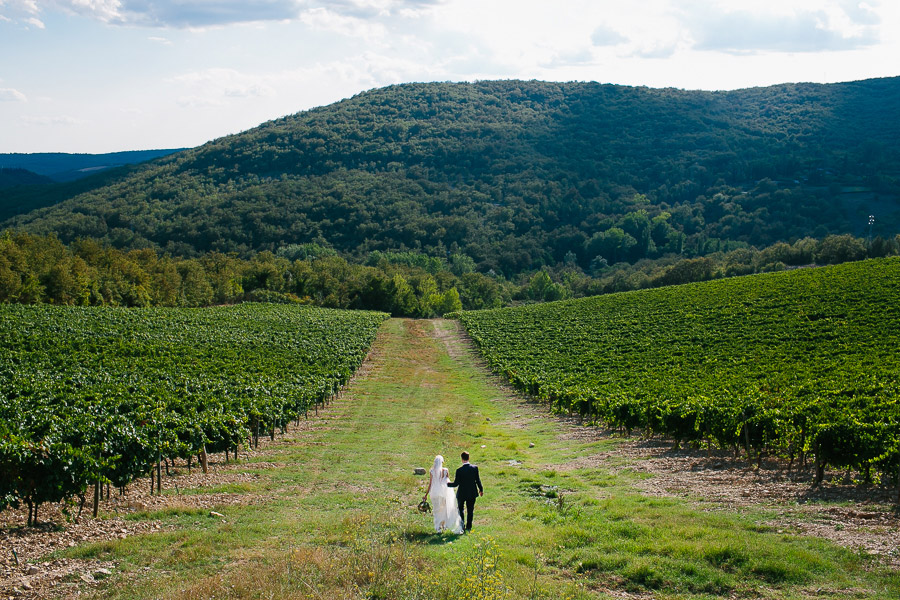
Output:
[{"xmin": 447, "ymin": 462, "xmax": 483, "ymax": 530}]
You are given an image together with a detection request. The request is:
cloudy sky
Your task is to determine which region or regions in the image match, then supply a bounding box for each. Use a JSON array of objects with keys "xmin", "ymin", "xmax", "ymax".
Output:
[{"xmin": 1, "ymin": 0, "xmax": 897, "ymax": 153}]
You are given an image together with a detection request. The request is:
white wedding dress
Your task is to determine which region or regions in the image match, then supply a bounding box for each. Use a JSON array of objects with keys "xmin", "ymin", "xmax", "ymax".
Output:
[{"xmin": 429, "ymin": 457, "xmax": 464, "ymax": 534}]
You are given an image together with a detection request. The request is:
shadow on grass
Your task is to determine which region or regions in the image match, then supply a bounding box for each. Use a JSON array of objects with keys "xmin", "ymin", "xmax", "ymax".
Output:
[{"xmin": 402, "ymin": 529, "xmax": 464, "ymax": 545}]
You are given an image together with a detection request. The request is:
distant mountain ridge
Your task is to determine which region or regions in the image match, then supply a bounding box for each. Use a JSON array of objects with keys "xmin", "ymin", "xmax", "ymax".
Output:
[
  {"xmin": 0, "ymin": 167, "xmax": 54, "ymax": 189},
  {"xmin": 0, "ymin": 149, "xmax": 185, "ymax": 182},
  {"xmin": 3, "ymin": 78, "xmax": 899, "ymax": 275}
]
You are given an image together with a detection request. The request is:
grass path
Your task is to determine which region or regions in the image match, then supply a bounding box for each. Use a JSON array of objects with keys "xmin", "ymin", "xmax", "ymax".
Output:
[{"xmin": 68, "ymin": 319, "xmax": 897, "ymax": 599}]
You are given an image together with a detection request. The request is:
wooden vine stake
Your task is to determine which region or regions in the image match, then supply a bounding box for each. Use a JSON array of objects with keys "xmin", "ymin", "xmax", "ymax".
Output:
[
  {"xmin": 93, "ymin": 444, "xmax": 102, "ymax": 517},
  {"xmin": 92, "ymin": 480, "xmax": 100, "ymax": 518}
]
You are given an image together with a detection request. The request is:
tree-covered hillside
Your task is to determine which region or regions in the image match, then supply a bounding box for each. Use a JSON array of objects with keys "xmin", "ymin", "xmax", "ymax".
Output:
[
  {"xmin": 0, "ymin": 165, "xmax": 147, "ymax": 222},
  {"xmin": 4, "ymin": 79, "xmax": 900, "ymax": 276},
  {"xmin": 0, "ymin": 168, "xmax": 53, "ymax": 189}
]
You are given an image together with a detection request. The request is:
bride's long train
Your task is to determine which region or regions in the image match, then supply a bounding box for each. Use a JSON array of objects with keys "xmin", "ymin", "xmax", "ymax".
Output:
[{"xmin": 429, "ymin": 460, "xmax": 464, "ymax": 534}]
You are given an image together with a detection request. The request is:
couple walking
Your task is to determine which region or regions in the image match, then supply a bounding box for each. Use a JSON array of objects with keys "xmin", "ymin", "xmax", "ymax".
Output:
[{"xmin": 424, "ymin": 451, "xmax": 483, "ymax": 534}]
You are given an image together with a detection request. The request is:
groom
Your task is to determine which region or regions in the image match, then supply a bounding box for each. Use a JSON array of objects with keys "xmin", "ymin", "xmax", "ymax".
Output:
[{"xmin": 447, "ymin": 451, "xmax": 483, "ymax": 532}]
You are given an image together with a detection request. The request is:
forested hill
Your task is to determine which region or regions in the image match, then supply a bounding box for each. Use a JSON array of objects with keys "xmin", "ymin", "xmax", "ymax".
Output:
[
  {"xmin": 0, "ymin": 149, "xmax": 184, "ymax": 182},
  {"xmin": 4, "ymin": 78, "xmax": 900, "ymax": 276},
  {"xmin": 0, "ymin": 168, "xmax": 53, "ymax": 189}
]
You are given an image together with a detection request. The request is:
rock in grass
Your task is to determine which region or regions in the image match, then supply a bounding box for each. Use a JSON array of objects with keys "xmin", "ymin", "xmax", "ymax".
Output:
[{"xmin": 414, "ymin": 467, "xmax": 426, "ymax": 475}]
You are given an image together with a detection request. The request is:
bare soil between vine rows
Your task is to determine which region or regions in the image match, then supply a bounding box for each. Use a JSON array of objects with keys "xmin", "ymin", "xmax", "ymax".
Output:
[
  {"xmin": 580, "ymin": 433, "xmax": 898, "ymax": 565},
  {"xmin": 0, "ymin": 407, "xmax": 337, "ymax": 598}
]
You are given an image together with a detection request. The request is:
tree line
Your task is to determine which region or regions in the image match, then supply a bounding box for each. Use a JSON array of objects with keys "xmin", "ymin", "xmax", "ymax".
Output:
[{"xmin": 2, "ymin": 230, "xmax": 897, "ymax": 315}]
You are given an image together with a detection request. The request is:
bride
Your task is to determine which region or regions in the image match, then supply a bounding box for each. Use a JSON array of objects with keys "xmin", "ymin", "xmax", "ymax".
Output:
[{"xmin": 423, "ymin": 455, "xmax": 464, "ymax": 534}]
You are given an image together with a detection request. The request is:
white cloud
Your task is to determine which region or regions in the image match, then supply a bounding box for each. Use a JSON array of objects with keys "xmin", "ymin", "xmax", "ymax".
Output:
[
  {"xmin": 630, "ymin": 43, "xmax": 679, "ymax": 59},
  {"xmin": 0, "ymin": 0, "xmax": 300, "ymax": 28},
  {"xmin": 121, "ymin": 0, "xmax": 304, "ymax": 27},
  {"xmin": 54, "ymin": 0, "xmax": 122, "ymax": 22},
  {"xmin": 298, "ymin": 6, "xmax": 388, "ymax": 40},
  {"xmin": 172, "ymin": 67, "xmax": 260, "ymax": 88},
  {"xmin": 0, "ymin": 87, "xmax": 27, "ymax": 101},
  {"xmin": 224, "ymin": 83, "xmax": 274, "ymax": 98},
  {"xmin": 175, "ymin": 53, "xmax": 434, "ymax": 104},
  {"xmin": 22, "ymin": 114, "xmax": 85, "ymax": 125},
  {"xmin": 176, "ymin": 94, "xmax": 224, "ymax": 108},
  {"xmin": 8, "ymin": 0, "xmax": 444, "ymax": 28},
  {"xmin": 170, "ymin": 68, "xmax": 278, "ymax": 108},
  {"xmin": 148, "ymin": 35, "xmax": 171, "ymax": 44},
  {"xmin": 0, "ymin": 0, "xmax": 40, "ymax": 14},
  {"xmin": 681, "ymin": 1, "xmax": 880, "ymax": 53},
  {"xmin": 305, "ymin": 0, "xmax": 441, "ymax": 20},
  {"xmin": 541, "ymin": 48, "xmax": 596, "ymax": 68},
  {"xmin": 591, "ymin": 25, "xmax": 627, "ymax": 47},
  {"xmin": 0, "ymin": 0, "xmax": 43, "ymax": 26},
  {"xmin": 841, "ymin": 0, "xmax": 880, "ymax": 25}
]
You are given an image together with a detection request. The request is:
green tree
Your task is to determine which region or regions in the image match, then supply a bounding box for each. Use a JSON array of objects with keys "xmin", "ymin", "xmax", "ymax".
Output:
[
  {"xmin": 42, "ymin": 256, "xmax": 92, "ymax": 305},
  {"xmin": 244, "ymin": 252, "xmax": 283, "ymax": 291},
  {"xmin": 620, "ymin": 210, "xmax": 654, "ymax": 259},
  {"xmin": 651, "ymin": 257, "xmax": 714, "ymax": 287},
  {"xmin": 413, "ymin": 274, "xmax": 439, "ymax": 317},
  {"xmin": 389, "ymin": 273, "xmax": 417, "ymax": 316},
  {"xmin": 433, "ymin": 287, "xmax": 463, "ymax": 314},
  {"xmin": 448, "ymin": 253, "xmax": 476, "ymax": 276},
  {"xmin": 817, "ymin": 235, "xmax": 866, "ymax": 264},
  {"xmin": 585, "ymin": 227, "xmax": 637, "ymax": 264},
  {"xmin": 457, "ymin": 272, "xmax": 504, "ymax": 310},
  {"xmin": 0, "ymin": 235, "xmax": 26, "ymax": 302},
  {"xmin": 177, "ymin": 261, "xmax": 214, "ymax": 307}
]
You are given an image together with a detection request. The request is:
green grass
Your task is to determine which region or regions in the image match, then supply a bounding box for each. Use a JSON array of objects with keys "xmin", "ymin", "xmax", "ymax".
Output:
[{"xmin": 58, "ymin": 318, "xmax": 897, "ymax": 599}]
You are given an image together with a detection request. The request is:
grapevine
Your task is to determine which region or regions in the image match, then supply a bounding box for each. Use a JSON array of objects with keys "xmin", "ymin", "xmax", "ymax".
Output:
[
  {"xmin": 0, "ymin": 303, "xmax": 388, "ymax": 524},
  {"xmin": 456, "ymin": 259, "xmax": 900, "ymax": 494}
]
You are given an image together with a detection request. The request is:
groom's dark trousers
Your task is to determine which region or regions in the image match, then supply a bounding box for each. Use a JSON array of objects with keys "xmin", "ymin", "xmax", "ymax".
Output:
[
  {"xmin": 448, "ymin": 463, "xmax": 483, "ymax": 531},
  {"xmin": 459, "ymin": 497, "xmax": 476, "ymax": 531}
]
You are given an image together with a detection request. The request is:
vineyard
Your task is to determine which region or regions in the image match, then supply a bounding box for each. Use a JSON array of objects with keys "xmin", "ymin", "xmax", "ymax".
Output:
[
  {"xmin": 456, "ymin": 258, "xmax": 900, "ymax": 496},
  {"xmin": 0, "ymin": 303, "xmax": 388, "ymax": 524}
]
